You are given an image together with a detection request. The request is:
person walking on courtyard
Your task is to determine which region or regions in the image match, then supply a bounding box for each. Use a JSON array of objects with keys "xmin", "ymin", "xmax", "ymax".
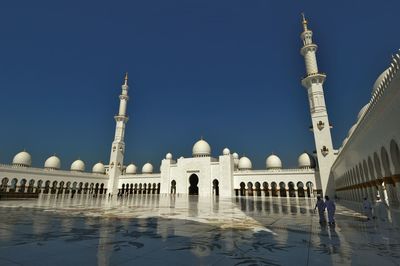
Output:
[
  {"xmin": 363, "ymin": 197, "xmax": 373, "ymax": 220},
  {"xmin": 374, "ymin": 195, "xmax": 388, "ymax": 222},
  {"xmin": 325, "ymin": 195, "xmax": 336, "ymax": 225},
  {"xmin": 314, "ymin": 195, "xmax": 326, "ymax": 223}
]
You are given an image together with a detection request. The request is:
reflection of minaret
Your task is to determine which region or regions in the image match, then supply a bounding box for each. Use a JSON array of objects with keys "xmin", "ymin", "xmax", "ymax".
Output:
[
  {"xmin": 107, "ymin": 74, "xmax": 130, "ymax": 195},
  {"xmin": 300, "ymin": 14, "xmax": 335, "ymax": 197},
  {"xmin": 97, "ymin": 218, "xmax": 113, "ymax": 266}
]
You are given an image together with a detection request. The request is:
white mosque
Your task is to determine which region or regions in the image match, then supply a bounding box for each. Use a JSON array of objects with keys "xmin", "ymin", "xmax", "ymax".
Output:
[{"xmin": 1, "ymin": 16, "xmax": 399, "ymax": 207}]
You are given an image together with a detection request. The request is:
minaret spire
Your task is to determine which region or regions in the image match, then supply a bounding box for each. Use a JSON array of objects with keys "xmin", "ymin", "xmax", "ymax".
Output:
[
  {"xmin": 301, "ymin": 12, "xmax": 308, "ymax": 31},
  {"xmin": 124, "ymin": 72, "xmax": 128, "ymax": 86},
  {"xmin": 107, "ymin": 73, "xmax": 131, "ymax": 195},
  {"xmin": 299, "ymin": 15, "xmax": 335, "ymax": 197}
]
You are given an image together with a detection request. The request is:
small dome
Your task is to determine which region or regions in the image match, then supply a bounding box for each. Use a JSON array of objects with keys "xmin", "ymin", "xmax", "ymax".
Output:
[
  {"xmin": 142, "ymin": 162, "xmax": 153, "ymax": 174},
  {"xmin": 192, "ymin": 139, "xmax": 211, "ymax": 157},
  {"xmin": 166, "ymin": 153, "xmax": 173, "ymax": 160},
  {"xmin": 298, "ymin": 153, "xmax": 316, "ymax": 169},
  {"xmin": 232, "ymin": 152, "xmax": 239, "ymax": 167},
  {"xmin": 12, "ymin": 151, "xmax": 32, "ymax": 167},
  {"xmin": 266, "ymin": 154, "xmax": 282, "ymax": 169},
  {"xmin": 223, "ymin": 148, "xmax": 230, "ymax": 155},
  {"xmin": 238, "ymin": 156, "xmax": 252, "ymax": 170},
  {"xmin": 342, "ymin": 137, "xmax": 348, "ymax": 148},
  {"xmin": 347, "ymin": 124, "xmax": 357, "ymax": 137},
  {"xmin": 44, "ymin": 155, "xmax": 61, "ymax": 170},
  {"xmin": 125, "ymin": 163, "xmax": 137, "ymax": 174},
  {"xmin": 70, "ymin": 159, "xmax": 85, "ymax": 172},
  {"xmin": 357, "ymin": 103, "xmax": 370, "ymax": 121},
  {"xmin": 92, "ymin": 162, "xmax": 105, "ymax": 174},
  {"xmin": 372, "ymin": 68, "xmax": 389, "ymax": 96}
]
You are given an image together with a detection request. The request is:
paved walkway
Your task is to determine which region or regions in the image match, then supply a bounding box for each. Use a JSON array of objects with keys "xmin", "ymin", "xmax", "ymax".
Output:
[{"xmin": 0, "ymin": 195, "xmax": 399, "ymax": 265}]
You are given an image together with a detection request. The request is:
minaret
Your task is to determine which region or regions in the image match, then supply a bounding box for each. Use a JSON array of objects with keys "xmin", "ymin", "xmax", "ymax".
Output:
[
  {"xmin": 300, "ymin": 14, "xmax": 335, "ymax": 197},
  {"xmin": 107, "ymin": 73, "xmax": 130, "ymax": 195}
]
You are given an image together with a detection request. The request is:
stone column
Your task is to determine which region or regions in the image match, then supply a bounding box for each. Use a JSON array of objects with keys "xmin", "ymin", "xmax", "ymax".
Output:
[
  {"xmin": 384, "ymin": 177, "xmax": 398, "ymax": 207},
  {"xmin": 393, "ymin": 175, "xmax": 400, "ymax": 206}
]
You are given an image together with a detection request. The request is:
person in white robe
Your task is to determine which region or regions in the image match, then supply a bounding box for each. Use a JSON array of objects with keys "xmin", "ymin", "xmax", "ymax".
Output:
[
  {"xmin": 374, "ymin": 195, "xmax": 388, "ymax": 222},
  {"xmin": 324, "ymin": 195, "xmax": 336, "ymax": 225},
  {"xmin": 363, "ymin": 197, "xmax": 373, "ymax": 220}
]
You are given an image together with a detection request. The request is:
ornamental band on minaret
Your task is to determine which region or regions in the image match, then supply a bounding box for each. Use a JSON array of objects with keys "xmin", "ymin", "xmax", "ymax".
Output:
[
  {"xmin": 107, "ymin": 73, "xmax": 130, "ymax": 195},
  {"xmin": 300, "ymin": 14, "xmax": 336, "ymax": 197}
]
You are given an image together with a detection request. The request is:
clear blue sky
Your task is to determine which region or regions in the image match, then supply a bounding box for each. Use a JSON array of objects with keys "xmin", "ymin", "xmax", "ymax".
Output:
[{"xmin": 0, "ymin": 0, "xmax": 399, "ymax": 170}]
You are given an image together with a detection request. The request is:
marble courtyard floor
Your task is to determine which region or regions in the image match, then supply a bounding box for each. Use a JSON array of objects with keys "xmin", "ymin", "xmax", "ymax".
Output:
[{"xmin": 0, "ymin": 195, "xmax": 399, "ymax": 266}]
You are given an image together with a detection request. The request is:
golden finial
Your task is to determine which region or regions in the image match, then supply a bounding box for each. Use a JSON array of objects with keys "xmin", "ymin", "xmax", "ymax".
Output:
[
  {"xmin": 301, "ymin": 12, "xmax": 308, "ymax": 31},
  {"xmin": 124, "ymin": 72, "xmax": 128, "ymax": 85}
]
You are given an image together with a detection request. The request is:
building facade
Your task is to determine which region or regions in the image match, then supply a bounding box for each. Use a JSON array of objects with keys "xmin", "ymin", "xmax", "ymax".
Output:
[{"xmin": 2, "ymin": 15, "xmax": 398, "ymax": 204}]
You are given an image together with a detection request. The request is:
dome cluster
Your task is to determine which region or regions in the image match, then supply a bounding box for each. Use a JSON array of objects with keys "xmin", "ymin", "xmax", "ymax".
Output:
[
  {"xmin": 233, "ymin": 152, "xmax": 315, "ymax": 171},
  {"xmin": 9, "ymin": 141, "xmax": 316, "ymax": 176},
  {"xmin": 11, "ymin": 150, "xmax": 106, "ymax": 174},
  {"xmin": 341, "ymin": 68, "xmax": 386, "ymax": 152},
  {"xmin": 123, "ymin": 162, "xmax": 157, "ymax": 175}
]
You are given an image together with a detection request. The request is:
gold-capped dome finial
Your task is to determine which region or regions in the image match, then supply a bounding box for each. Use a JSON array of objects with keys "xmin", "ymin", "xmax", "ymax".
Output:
[
  {"xmin": 301, "ymin": 12, "xmax": 308, "ymax": 31},
  {"xmin": 124, "ymin": 72, "xmax": 128, "ymax": 85}
]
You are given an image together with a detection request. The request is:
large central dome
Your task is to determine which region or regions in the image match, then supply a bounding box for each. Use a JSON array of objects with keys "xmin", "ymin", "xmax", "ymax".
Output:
[{"xmin": 192, "ymin": 139, "xmax": 211, "ymax": 157}]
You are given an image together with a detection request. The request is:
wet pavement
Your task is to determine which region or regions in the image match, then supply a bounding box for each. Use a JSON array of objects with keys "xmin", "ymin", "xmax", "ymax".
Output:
[{"xmin": 0, "ymin": 194, "xmax": 399, "ymax": 265}]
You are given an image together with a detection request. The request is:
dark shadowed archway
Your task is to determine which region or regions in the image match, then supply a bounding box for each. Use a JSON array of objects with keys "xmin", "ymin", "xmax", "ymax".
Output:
[
  {"xmin": 240, "ymin": 182, "xmax": 245, "ymax": 196},
  {"xmin": 171, "ymin": 180, "xmax": 176, "ymax": 194},
  {"xmin": 189, "ymin": 174, "xmax": 199, "ymax": 195},
  {"xmin": 212, "ymin": 179, "xmax": 219, "ymax": 196}
]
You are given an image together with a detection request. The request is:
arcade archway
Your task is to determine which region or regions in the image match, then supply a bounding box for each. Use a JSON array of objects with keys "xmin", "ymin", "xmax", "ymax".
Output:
[
  {"xmin": 212, "ymin": 179, "xmax": 219, "ymax": 196},
  {"xmin": 189, "ymin": 174, "xmax": 199, "ymax": 195}
]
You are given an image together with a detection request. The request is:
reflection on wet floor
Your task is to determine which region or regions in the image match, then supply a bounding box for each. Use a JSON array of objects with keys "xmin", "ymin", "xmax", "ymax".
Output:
[{"xmin": 0, "ymin": 194, "xmax": 399, "ymax": 265}]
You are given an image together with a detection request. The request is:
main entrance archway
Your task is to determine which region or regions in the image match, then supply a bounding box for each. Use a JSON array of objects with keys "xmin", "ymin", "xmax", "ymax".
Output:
[{"xmin": 189, "ymin": 174, "xmax": 199, "ymax": 195}]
